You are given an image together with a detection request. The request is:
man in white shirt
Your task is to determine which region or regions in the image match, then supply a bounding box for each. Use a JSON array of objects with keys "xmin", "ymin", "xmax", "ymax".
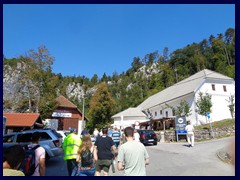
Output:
[
  {"xmin": 185, "ymin": 121, "xmax": 195, "ymax": 147},
  {"xmin": 133, "ymin": 129, "xmax": 140, "ymax": 142}
]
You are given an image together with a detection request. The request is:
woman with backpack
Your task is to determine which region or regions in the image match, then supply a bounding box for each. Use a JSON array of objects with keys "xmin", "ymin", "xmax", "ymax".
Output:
[{"xmin": 75, "ymin": 134, "xmax": 97, "ymax": 176}]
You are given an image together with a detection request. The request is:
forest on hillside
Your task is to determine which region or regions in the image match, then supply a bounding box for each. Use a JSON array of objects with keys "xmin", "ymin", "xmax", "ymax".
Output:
[{"xmin": 3, "ymin": 28, "xmax": 235, "ymax": 130}]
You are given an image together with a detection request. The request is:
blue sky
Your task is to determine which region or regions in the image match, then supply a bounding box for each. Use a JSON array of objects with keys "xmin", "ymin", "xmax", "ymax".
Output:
[{"xmin": 3, "ymin": 4, "xmax": 235, "ymax": 78}]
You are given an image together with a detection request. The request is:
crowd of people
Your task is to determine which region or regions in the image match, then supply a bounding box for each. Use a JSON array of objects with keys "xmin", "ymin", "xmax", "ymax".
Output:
[
  {"xmin": 0, "ymin": 120, "xmax": 204, "ymax": 176},
  {"xmin": 62, "ymin": 126, "xmax": 149, "ymax": 176},
  {"xmin": 3, "ymin": 126, "xmax": 150, "ymax": 176}
]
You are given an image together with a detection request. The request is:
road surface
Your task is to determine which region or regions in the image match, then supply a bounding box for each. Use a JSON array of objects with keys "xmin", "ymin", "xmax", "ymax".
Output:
[{"xmin": 46, "ymin": 136, "xmax": 235, "ymax": 176}]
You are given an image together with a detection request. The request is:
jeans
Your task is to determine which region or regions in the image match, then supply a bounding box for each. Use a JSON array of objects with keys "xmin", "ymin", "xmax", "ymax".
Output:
[
  {"xmin": 67, "ymin": 159, "xmax": 77, "ymax": 176},
  {"xmin": 78, "ymin": 168, "xmax": 96, "ymax": 176}
]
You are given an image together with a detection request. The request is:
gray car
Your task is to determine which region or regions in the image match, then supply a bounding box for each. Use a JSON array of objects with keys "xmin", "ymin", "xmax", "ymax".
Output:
[{"xmin": 3, "ymin": 129, "xmax": 63, "ymax": 160}]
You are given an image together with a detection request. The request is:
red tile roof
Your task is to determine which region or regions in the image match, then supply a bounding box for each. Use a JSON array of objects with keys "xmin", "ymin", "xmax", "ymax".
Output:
[
  {"xmin": 3, "ymin": 113, "xmax": 40, "ymax": 127},
  {"xmin": 55, "ymin": 95, "xmax": 77, "ymax": 108}
]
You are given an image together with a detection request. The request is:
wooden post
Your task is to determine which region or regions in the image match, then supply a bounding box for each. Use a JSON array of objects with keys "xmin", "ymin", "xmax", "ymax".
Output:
[{"xmin": 163, "ymin": 120, "xmax": 166, "ymax": 131}]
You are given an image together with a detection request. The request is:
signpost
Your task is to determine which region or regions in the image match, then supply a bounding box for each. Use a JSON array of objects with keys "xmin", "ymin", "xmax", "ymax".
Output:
[
  {"xmin": 175, "ymin": 116, "xmax": 187, "ymax": 142},
  {"xmin": 206, "ymin": 112, "xmax": 214, "ymax": 138}
]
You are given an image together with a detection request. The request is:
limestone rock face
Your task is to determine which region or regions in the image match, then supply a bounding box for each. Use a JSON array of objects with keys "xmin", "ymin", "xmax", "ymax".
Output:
[{"xmin": 3, "ymin": 62, "xmax": 98, "ymax": 112}]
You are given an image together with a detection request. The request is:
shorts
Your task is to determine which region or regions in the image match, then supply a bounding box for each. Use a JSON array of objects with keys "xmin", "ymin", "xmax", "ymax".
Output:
[{"xmin": 95, "ymin": 159, "xmax": 112, "ymax": 172}]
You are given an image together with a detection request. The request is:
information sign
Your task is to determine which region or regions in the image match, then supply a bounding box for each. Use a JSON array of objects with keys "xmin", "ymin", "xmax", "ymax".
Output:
[{"xmin": 175, "ymin": 116, "xmax": 187, "ymax": 142}]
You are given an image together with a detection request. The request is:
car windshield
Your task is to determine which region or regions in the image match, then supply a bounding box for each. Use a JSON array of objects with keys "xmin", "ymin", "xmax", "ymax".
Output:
[{"xmin": 64, "ymin": 132, "xmax": 70, "ymax": 136}]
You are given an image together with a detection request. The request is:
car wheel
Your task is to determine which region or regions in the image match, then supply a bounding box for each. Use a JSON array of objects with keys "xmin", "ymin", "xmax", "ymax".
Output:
[{"xmin": 153, "ymin": 142, "xmax": 157, "ymax": 145}]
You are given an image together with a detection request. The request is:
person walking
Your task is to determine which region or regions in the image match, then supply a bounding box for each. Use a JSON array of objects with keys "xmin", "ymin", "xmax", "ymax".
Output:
[
  {"xmin": 76, "ymin": 134, "xmax": 97, "ymax": 176},
  {"xmin": 133, "ymin": 129, "xmax": 140, "ymax": 142},
  {"xmin": 63, "ymin": 128, "xmax": 82, "ymax": 176},
  {"xmin": 93, "ymin": 128, "xmax": 99, "ymax": 141},
  {"xmin": 117, "ymin": 126, "xmax": 150, "ymax": 176},
  {"xmin": 94, "ymin": 127, "xmax": 117, "ymax": 176},
  {"xmin": 3, "ymin": 145, "xmax": 25, "ymax": 176},
  {"xmin": 99, "ymin": 130, "xmax": 103, "ymax": 136},
  {"xmin": 81, "ymin": 128, "xmax": 89, "ymax": 138},
  {"xmin": 108, "ymin": 127, "xmax": 113, "ymax": 137},
  {"xmin": 185, "ymin": 120, "xmax": 195, "ymax": 147},
  {"xmin": 111, "ymin": 127, "xmax": 121, "ymax": 148},
  {"xmin": 27, "ymin": 132, "xmax": 46, "ymax": 176}
]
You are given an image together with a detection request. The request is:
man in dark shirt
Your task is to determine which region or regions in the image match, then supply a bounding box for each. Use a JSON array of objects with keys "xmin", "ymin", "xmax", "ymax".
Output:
[{"xmin": 94, "ymin": 127, "xmax": 116, "ymax": 176}]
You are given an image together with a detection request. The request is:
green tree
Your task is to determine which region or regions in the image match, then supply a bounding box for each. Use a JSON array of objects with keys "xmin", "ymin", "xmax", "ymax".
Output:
[
  {"xmin": 195, "ymin": 92, "xmax": 212, "ymax": 123},
  {"xmin": 88, "ymin": 82, "xmax": 116, "ymax": 130},
  {"xmin": 224, "ymin": 28, "xmax": 235, "ymax": 44},
  {"xmin": 163, "ymin": 47, "xmax": 169, "ymax": 63},
  {"xmin": 100, "ymin": 73, "xmax": 108, "ymax": 82},
  {"xmin": 16, "ymin": 45, "xmax": 57, "ymax": 118},
  {"xmin": 131, "ymin": 57, "xmax": 143, "ymax": 72},
  {"xmin": 226, "ymin": 95, "xmax": 235, "ymax": 119},
  {"xmin": 166, "ymin": 100, "xmax": 192, "ymax": 117},
  {"xmin": 176, "ymin": 100, "xmax": 192, "ymax": 117}
]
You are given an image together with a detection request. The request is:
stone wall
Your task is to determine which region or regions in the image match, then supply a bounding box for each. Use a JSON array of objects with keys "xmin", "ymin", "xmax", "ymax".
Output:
[{"xmin": 156, "ymin": 126, "xmax": 235, "ymax": 142}]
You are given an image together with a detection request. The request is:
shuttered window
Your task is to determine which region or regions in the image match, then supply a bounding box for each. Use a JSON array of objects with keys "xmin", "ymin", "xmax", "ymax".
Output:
[
  {"xmin": 212, "ymin": 84, "xmax": 215, "ymax": 91},
  {"xmin": 223, "ymin": 85, "xmax": 227, "ymax": 92}
]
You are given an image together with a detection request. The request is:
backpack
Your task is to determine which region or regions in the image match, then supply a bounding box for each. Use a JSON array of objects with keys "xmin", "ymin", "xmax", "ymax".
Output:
[
  {"xmin": 81, "ymin": 149, "xmax": 92, "ymax": 167},
  {"xmin": 20, "ymin": 145, "xmax": 40, "ymax": 176}
]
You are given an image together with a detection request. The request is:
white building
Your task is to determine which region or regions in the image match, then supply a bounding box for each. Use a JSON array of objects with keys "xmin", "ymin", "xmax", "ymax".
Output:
[
  {"xmin": 137, "ymin": 69, "xmax": 235, "ymax": 125},
  {"xmin": 111, "ymin": 107, "xmax": 149, "ymax": 129}
]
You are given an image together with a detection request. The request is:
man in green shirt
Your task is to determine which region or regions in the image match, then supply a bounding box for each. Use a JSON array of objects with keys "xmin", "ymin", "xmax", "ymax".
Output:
[{"xmin": 117, "ymin": 127, "xmax": 149, "ymax": 176}]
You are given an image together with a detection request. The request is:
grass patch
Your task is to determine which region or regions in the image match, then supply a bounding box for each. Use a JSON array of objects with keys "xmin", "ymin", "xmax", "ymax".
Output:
[{"xmin": 195, "ymin": 119, "xmax": 235, "ymax": 130}]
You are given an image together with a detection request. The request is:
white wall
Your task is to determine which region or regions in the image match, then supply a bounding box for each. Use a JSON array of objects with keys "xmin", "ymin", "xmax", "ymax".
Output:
[{"xmin": 195, "ymin": 80, "xmax": 235, "ymax": 124}]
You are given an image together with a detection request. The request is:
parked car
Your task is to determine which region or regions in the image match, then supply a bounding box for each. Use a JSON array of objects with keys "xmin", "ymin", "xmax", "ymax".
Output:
[
  {"xmin": 3, "ymin": 142, "xmax": 20, "ymax": 150},
  {"xmin": 3, "ymin": 129, "xmax": 63, "ymax": 160},
  {"xmin": 56, "ymin": 130, "xmax": 70, "ymax": 143},
  {"xmin": 137, "ymin": 129, "xmax": 158, "ymax": 145}
]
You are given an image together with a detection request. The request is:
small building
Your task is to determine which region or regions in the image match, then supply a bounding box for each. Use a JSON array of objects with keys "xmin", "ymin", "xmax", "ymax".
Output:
[
  {"xmin": 50, "ymin": 95, "xmax": 88, "ymax": 135},
  {"xmin": 3, "ymin": 113, "xmax": 43, "ymax": 133},
  {"xmin": 111, "ymin": 107, "xmax": 149, "ymax": 129}
]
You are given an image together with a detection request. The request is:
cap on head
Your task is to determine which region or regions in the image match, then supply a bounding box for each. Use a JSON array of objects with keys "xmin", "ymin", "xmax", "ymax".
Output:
[{"xmin": 69, "ymin": 127, "xmax": 76, "ymax": 133}]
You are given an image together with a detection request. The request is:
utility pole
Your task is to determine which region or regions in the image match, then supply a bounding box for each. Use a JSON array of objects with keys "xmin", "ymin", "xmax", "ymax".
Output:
[{"xmin": 78, "ymin": 90, "xmax": 85, "ymax": 137}]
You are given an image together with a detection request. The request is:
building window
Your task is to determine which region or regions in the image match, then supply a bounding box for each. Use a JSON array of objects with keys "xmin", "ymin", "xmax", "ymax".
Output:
[
  {"xmin": 223, "ymin": 85, "xmax": 227, "ymax": 92},
  {"xmin": 212, "ymin": 84, "xmax": 215, "ymax": 91},
  {"xmin": 165, "ymin": 111, "xmax": 168, "ymax": 118},
  {"xmin": 155, "ymin": 112, "xmax": 157, "ymax": 116},
  {"xmin": 160, "ymin": 110, "xmax": 162, "ymax": 115}
]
